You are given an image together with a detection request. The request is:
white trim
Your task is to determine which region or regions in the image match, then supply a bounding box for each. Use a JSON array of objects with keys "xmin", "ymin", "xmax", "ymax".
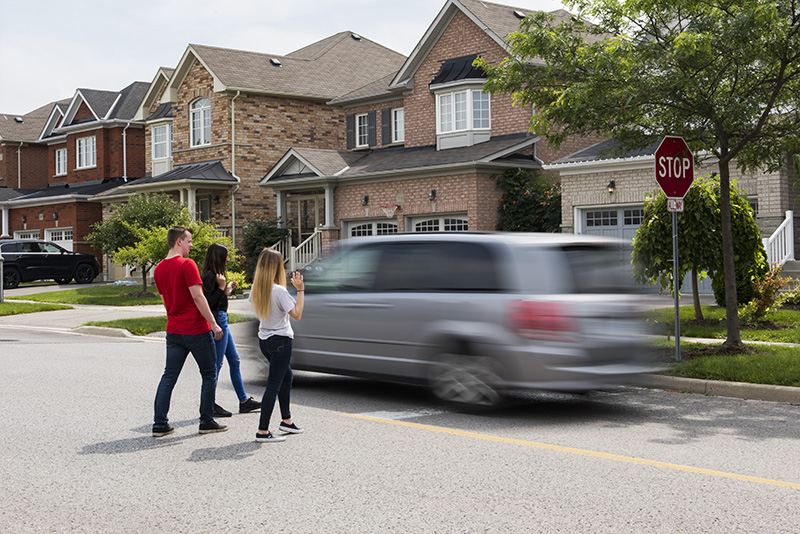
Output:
[
  {"xmin": 76, "ymin": 135, "xmax": 96, "ymax": 169},
  {"xmin": 392, "ymin": 108, "xmax": 404, "ymax": 144},
  {"xmin": 356, "ymin": 112, "xmax": 369, "ymax": 148},
  {"xmin": 190, "ymin": 97, "xmax": 212, "ymax": 147},
  {"xmin": 54, "ymin": 147, "xmax": 67, "ymax": 176}
]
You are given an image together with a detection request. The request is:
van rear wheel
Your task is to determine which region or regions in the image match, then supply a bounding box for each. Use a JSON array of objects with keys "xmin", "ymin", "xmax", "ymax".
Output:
[{"xmin": 429, "ymin": 352, "xmax": 503, "ymax": 408}]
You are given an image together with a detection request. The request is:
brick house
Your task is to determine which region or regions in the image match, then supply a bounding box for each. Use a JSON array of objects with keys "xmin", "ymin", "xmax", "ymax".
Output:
[
  {"xmin": 0, "ymin": 82, "xmax": 148, "ymax": 264},
  {"xmin": 260, "ymin": 0, "xmax": 600, "ymax": 254},
  {"xmin": 93, "ymin": 32, "xmax": 407, "ymax": 260}
]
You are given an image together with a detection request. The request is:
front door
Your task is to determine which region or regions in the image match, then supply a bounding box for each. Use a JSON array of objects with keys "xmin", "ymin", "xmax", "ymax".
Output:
[{"xmin": 286, "ymin": 193, "xmax": 324, "ymax": 246}]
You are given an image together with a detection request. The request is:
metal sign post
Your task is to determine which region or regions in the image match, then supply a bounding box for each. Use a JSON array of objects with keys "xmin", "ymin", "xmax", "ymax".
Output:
[{"xmin": 656, "ymin": 136, "xmax": 694, "ymax": 363}]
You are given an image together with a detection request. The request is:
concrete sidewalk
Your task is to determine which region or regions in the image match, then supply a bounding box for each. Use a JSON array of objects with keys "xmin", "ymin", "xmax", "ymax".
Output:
[{"xmin": 2, "ymin": 283, "xmax": 798, "ymax": 405}]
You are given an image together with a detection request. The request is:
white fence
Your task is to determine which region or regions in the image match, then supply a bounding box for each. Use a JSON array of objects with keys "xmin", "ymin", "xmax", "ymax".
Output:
[
  {"xmin": 269, "ymin": 228, "xmax": 322, "ymax": 272},
  {"xmin": 763, "ymin": 210, "xmax": 795, "ymax": 267}
]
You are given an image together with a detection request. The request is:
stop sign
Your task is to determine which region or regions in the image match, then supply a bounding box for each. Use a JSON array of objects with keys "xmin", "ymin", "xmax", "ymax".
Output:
[{"xmin": 655, "ymin": 136, "xmax": 694, "ymax": 198}]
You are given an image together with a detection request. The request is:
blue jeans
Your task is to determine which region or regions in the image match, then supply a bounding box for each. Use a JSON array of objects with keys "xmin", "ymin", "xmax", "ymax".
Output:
[
  {"xmin": 258, "ymin": 335, "xmax": 293, "ymax": 432},
  {"xmin": 214, "ymin": 310, "xmax": 247, "ymax": 402},
  {"xmin": 154, "ymin": 331, "xmax": 217, "ymax": 426}
]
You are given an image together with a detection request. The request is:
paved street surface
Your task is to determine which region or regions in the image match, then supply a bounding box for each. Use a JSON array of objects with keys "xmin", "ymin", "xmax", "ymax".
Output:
[{"xmin": 1, "ymin": 305, "xmax": 799, "ymax": 532}]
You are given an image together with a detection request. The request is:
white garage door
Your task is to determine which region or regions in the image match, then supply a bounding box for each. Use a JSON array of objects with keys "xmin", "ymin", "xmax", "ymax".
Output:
[
  {"xmin": 346, "ymin": 219, "xmax": 398, "ymax": 238},
  {"xmin": 45, "ymin": 228, "xmax": 74, "ymax": 251}
]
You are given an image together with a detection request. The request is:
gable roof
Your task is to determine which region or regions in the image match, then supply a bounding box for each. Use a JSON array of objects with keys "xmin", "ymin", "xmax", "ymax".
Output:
[
  {"xmin": 391, "ymin": 0, "xmax": 574, "ymax": 89},
  {"xmin": 263, "ymin": 134, "xmax": 540, "ymax": 187},
  {"xmin": 0, "ymin": 99, "xmax": 69, "ymax": 142},
  {"xmin": 165, "ymin": 32, "xmax": 406, "ymax": 103},
  {"xmin": 134, "ymin": 67, "xmax": 175, "ymax": 121}
]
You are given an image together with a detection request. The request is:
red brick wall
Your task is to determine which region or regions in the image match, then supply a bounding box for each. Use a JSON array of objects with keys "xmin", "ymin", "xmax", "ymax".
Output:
[
  {"xmin": 343, "ymin": 99, "xmax": 405, "ymax": 149},
  {"xmin": 56, "ymin": 126, "xmax": 145, "ymax": 185},
  {"xmin": 0, "ymin": 143, "xmax": 49, "ymax": 189}
]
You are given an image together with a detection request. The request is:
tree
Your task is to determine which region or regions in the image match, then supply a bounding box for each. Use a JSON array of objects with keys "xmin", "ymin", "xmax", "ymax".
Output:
[
  {"xmin": 632, "ymin": 175, "xmax": 766, "ymax": 319},
  {"xmin": 479, "ymin": 0, "xmax": 800, "ymax": 348},
  {"xmin": 87, "ymin": 193, "xmax": 189, "ymax": 291},
  {"xmin": 496, "ymin": 168, "xmax": 562, "ymax": 232},
  {"xmin": 113, "ymin": 219, "xmax": 237, "ymax": 295},
  {"xmin": 240, "ymin": 215, "xmax": 290, "ymax": 282}
]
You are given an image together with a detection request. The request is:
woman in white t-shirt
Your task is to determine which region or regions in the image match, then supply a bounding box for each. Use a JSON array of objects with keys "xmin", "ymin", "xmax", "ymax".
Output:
[{"xmin": 250, "ymin": 248, "xmax": 304, "ymax": 443}]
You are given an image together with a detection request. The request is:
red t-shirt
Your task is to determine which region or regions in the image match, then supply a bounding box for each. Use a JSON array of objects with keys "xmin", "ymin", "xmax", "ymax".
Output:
[{"xmin": 153, "ymin": 256, "xmax": 210, "ymax": 335}]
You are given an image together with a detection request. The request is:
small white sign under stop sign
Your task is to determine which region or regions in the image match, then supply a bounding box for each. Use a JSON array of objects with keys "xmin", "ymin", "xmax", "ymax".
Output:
[{"xmin": 667, "ymin": 198, "xmax": 684, "ymax": 212}]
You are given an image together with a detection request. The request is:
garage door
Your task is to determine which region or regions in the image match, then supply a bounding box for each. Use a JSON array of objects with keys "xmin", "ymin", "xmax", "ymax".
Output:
[
  {"xmin": 45, "ymin": 228, "xmax": 74, "ymax": 251},
  {"xmin": 346, "ymin": 219, "xmax": 398, "ymax": 238},
  {"xmin": 409, "ymin": 214, "xmax": 468, "ymax": 232}
]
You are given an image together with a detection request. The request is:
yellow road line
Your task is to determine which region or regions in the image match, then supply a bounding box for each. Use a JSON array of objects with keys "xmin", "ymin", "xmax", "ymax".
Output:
[{"xmin": 342, "ymin": 413, "xmax": 800, "ymax": 490}]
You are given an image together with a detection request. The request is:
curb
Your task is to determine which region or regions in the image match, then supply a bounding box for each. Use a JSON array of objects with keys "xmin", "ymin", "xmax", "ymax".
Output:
[
  {"xmin": 72, "ymin": 326, "xmax": 136, "ymax": 338},
  {"xmin": 638, "ymin": 374, "xmax": 800, "ymax": 405}
]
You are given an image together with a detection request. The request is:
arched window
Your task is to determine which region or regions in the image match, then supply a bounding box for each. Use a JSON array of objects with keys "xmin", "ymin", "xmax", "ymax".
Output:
[{"xmin": 190, "ymin": 98, "xmax": 211, "ymax": 146}]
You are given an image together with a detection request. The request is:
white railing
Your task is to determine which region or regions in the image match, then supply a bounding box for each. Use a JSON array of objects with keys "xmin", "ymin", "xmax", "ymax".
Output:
[
  {"xmin": 290, "ymin": 229, "xmax": 322, "ymax": 272},
  {"xmin": 763, "ymin": 210, "xmax": 795, "ymax": 267},
  {"xmin": 268, "ymin": 229, "xmax": 323, "ymax": 271}
]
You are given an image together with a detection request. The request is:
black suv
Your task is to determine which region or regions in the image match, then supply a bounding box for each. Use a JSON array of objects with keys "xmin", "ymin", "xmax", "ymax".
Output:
[{"xmin": 1, "ymin": 239, "xmax": 100, "ymax": 289}]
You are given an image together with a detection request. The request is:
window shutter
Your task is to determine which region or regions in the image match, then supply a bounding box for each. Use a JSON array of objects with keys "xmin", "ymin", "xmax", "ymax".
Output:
[
  {"xmin": 346, "ymin": 114, "xmax": 355, "ymax": 149},
  {"xmin": 368, "ymin": 110, "xmax": 377, "ymax": 147},
  {"xmin": 381, "ymin": 108, "xmax": 391, "ymax": 145}
]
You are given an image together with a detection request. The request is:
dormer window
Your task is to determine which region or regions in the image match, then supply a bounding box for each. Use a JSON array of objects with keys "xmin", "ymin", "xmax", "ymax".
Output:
[
  {"xmin": 435, "ymin": 87, "xmax": 490, "ymax": 149},
  {"xmin": 190, "ymin": 97, "xmax": 211, "ymax": 147}
]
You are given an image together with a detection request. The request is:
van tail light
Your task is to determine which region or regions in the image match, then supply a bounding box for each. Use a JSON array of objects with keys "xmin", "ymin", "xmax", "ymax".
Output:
[{"xmin": 508, "ymin": 301, "xmax": 579, "ymax": 342}]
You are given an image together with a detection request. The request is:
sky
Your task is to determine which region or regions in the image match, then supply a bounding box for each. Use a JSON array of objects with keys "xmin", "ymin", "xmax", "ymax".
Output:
[{"xmin": 0, "ymin": 0, "xmax": 567, "ymax": 115}]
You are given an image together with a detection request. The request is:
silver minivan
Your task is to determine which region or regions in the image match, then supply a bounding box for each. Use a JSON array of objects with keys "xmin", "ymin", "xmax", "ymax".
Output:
[{"xmin": 292, "ymin": 232, "xmax": 654, "ymax": 407}]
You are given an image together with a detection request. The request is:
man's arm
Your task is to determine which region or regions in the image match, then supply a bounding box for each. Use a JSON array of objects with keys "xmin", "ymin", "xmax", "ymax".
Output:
[{"xmin": 189, "ymin": 284, "xmax": 223, "ymax": 340}]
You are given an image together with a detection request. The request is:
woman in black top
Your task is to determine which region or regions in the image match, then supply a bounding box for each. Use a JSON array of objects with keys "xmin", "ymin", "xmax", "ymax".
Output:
[{"xmin": 201, "ymin": 243, "xmax": 261, "ymax": 417}]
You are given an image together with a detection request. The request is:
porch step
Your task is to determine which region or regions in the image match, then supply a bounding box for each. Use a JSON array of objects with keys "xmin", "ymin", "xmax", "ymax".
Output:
[{"xmin": 780, "ymin": 260, "xmax": 800, "ymax": 291}]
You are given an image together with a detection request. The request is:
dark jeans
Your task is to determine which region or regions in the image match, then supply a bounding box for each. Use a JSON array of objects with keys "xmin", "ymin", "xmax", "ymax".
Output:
[
  {"xmin": 154, "ymin": 331, "xmax": 217, "ymax": 426},
  {"xmin": 258, "ymin": 335, "xmax": 293, "ymax": 432}
]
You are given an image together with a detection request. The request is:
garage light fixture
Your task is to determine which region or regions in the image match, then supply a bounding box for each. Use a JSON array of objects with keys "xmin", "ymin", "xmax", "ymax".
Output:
[
  {"xmin": 428, "ymin": 189, "xmax": 437, "ymax": 201},
  {"xmin": 607, "ymin": 180, "xmax": 616, "ymax": 194},
  {"xmin": 53, "ymin": 212, "xmax": 58, "ymax": 220},
  {"xmin": 361, "ymin": 195, "xmax": 369, "ymax": 206},
  {"xmin": 21, "ymin": 215, "xmax": 26, "ymax": 223}
]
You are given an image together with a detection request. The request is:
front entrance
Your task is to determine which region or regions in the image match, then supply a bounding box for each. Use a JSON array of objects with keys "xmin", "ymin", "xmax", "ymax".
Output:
[{"xmin": 285, "ymin": 192, "xmax": 324, "ymax": 246}]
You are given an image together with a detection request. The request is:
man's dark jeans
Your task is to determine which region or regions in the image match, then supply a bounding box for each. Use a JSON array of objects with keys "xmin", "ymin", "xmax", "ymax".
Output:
[{"xmin": 154, "ymin": 331, "xmax": 217, "ymax": 425}]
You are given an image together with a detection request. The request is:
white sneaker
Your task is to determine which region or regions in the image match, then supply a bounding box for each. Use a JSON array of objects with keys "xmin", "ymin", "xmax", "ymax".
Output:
[{"xmin": 279, "ymin": 422, "xmax": 304, "ymax": 434}]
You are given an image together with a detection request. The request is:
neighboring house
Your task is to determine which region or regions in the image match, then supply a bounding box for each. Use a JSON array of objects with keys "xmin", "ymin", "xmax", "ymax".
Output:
[
  {"xmin": 260, "ymin": 0, "xmax": 601, "ymax": 255},
  {"xmin": 0, "ymin": 82, "xmax": 148, "ymax": 266},
  {"xmin": 0, "ymin": 101, "xmax": 69, "ymax": 237},
  {"xmin": 547, "ymin": 138, "xmax": 800, "ymax": 288},
  {"xmin": 93, "ymin": 32, "xmax": 407, "ymax": 258}
]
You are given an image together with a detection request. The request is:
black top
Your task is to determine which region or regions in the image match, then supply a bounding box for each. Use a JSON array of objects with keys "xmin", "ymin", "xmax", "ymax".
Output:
[{"xmin": 202, "ymin": 272, "xmax": 227, "ymax": 315}]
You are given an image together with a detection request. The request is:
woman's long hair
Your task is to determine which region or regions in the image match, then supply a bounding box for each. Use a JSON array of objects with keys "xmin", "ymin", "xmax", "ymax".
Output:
[
  {"xmin": 251, "ymin": 248, "xmax": 286, "ymax": 320},
  {"xmin": 201, "ymin": 243, "xmax": 228, "ymax": 276}
]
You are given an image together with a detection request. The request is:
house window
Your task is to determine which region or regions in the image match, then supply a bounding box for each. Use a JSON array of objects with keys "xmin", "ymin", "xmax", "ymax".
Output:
[
  {"xmin": 392, "ymin": 108, "xmax": 404, "ymax": 143},
  {"xmin": 190, "ymin": 98, "xmax": 211, "ymax": 147},
  {"xmin": 152, "ymin": 124, "xmax": 172, "ymax": 159},
  {"xmin": 437, "ymin": 89, "xmax": 490, "ymax": 134},
  {"xmin": 197, "ymin": 197, "xmax": 211, "ymax": 222},
  {"xmin": 412, "ymin": 215, "xmax": 469, "ymax": 233},
  {"xmin": 55, "ymin": 148, "xmax": 67, "ymax": 176},
  {"xmin": 76, "ymin": 136, "xmax": 96, "ymax": 169},
  {"xmin": 349, "ymin": 220, "xmax": 399, "ymax": 237},
  {"xmin": 623, "ymin": 208, "xmax": 644, "ymax": 225},
  {"xmin": 356, "ymin": 113, "xmax": 369, "ymax": 148},
  {"xmin": 585, "ymin": 210, "xmax": 618, "ymax": 227}
]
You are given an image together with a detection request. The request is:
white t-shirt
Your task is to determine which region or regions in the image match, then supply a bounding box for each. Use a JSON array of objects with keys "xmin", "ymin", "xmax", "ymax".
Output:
[{"xmin": 252, "ymin": 284, "xmax": 296, "ymax": 340}]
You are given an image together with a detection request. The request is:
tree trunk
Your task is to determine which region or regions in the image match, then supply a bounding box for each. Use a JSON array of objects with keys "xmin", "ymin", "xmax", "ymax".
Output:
[
  {"xmin": 717, "ymin": 161, "xmax": 743, "ymax": 348},
  {"xmin": 141, "ymin": 266, "xmax": 148, "ymax": 292},
  {"xmin": 691, "ymin": 264, "xmax": 704, "ymax": 320}
]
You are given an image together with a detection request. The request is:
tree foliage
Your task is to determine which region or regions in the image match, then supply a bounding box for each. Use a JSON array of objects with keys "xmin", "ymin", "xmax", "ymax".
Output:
[
  {"xmin": 479, "ymin": 0, "xmax": 800, "ymax": 347},
  {"xmin": 240, "ymin": 214, "xmax": 290, "ymax": 281},
  {"xmin": 496, "ymin": 168, "xmax": 562, "ymax": 232},
  {"xmin": 632, "ymin": 175, "xmax": 766, "ymax": 319}
]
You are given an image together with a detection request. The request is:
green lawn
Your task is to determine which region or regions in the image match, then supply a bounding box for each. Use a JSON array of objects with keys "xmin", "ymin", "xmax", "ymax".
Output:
[
  {"xmin": 82, "ymin": 313, "xmax": 254, "ymax": 336},
  {"xmin": 6, "ymin": 284, "xmax": 162, "ymax": 306},
  {"xmin": 0, "ymin": 301, "xmax": 73, "ymax": 316}
]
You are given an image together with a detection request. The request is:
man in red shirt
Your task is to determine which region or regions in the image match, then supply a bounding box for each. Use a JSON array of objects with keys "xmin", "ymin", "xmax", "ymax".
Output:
[{"xmin": 152, "ymin": 226, "xmax": 226, "ymax": 437}]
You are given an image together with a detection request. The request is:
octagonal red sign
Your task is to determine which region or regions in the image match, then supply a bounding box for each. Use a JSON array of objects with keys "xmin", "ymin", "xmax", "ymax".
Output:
[{"xmin": 655, "ymin": 136, "xmax": 694, "ymax": 198}]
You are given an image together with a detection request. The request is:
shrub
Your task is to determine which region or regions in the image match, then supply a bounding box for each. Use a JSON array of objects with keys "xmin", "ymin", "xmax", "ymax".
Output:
[
  {"xmin": 225, "ymin": 270, "xmax": 250, "ymax": 296},
  {"xmin": 240, "ymin": 215, "xmax": 290, "ymax": 282},
  {"xmin": 738, "ymin": 265, "xmax": 789, "ymax": 323},
  {"xmin": 496, "ymin": 168, "xmax": 561, "ymax": 232}
]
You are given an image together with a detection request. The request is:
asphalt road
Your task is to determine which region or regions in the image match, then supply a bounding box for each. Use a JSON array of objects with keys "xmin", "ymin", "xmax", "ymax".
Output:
[{"xmin": 1, "ymin": 321, "xmax": 799, "ymax": 533}]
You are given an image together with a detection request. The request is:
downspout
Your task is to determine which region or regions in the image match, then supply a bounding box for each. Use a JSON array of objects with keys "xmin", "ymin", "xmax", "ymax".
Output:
[
  {"xmin": 17, "ymin": 142, "xmax": 23, "ymax": 188},
  {"xmin": 230, "ymin": 91, "xmax": 242, "ymax": 245},
  {"xmin": 122, "ymin": 121, "xmax": 131, "ymax": 182}
]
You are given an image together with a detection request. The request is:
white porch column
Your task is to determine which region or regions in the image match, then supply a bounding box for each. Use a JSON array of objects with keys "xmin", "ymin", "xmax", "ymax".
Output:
[
  {"xmin": 324, "ymin": 184, "xmax": 335, "ymax": 228},
  {"xmin": 1, "ymin": 207, "xmax": 9, "ymax": 238},
  {"xmin": 187, "ymin": 188, "xmax": 197, "ymax": 221},
  {"xmin": 276, "ymin": 190, "xmax": 286, "ymax": 228}
]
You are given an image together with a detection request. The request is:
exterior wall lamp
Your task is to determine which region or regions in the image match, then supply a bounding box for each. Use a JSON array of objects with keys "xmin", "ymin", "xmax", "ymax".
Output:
[
  {"xmin": 428, "ymin": 189, "xmax": 437, "ymax": 201},
  {"xmin": 21, "ymin": 215, "xmax": 26, "ymax": 223},
  {"xmin": 361, "ymin": 195, "xmax": 369, "ymax": 206},
  {"xmin": 607, "ymin": 180, "xmax": 616, "ymax": 194},
  {"xmin": 53, "ymin": 212, "xmax": 58, "ymax": 220}
]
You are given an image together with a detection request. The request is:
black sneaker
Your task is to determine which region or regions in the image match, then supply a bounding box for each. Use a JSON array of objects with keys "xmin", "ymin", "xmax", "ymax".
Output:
[
  {"xmin": 255, "ymin": 431, "xmax": 285, "ymax": 443},
  {"xmin": 214, "ymin": 403, "xmax": 232, "ymax": 418},
  {"xmin": 278, "ymin": 422, "xmax": 304, "ymax": 434},
  {"xmin": 239, "ymin": 397, "xmax": 262, "ymax": 413},
  {"xmin": 152, "ymin": 425, "xmax": 174, "ymax": 437},
  {"xmin": 199, "ymin": 421, "xmax": 228, "ymax": 434}
]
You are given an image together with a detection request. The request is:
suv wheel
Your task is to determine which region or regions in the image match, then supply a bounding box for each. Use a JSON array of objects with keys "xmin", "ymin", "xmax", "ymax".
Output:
[
  {"xmin": 73, "ymin": 264, "xmax": 96, "ymax": 284},
  {"xmin": 428, "ymin": 352, "xmax": 503, "ymax": 408},
  {"xmin": 3, "ymin": 267, "xmax": 21, "ymax": 289}
]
